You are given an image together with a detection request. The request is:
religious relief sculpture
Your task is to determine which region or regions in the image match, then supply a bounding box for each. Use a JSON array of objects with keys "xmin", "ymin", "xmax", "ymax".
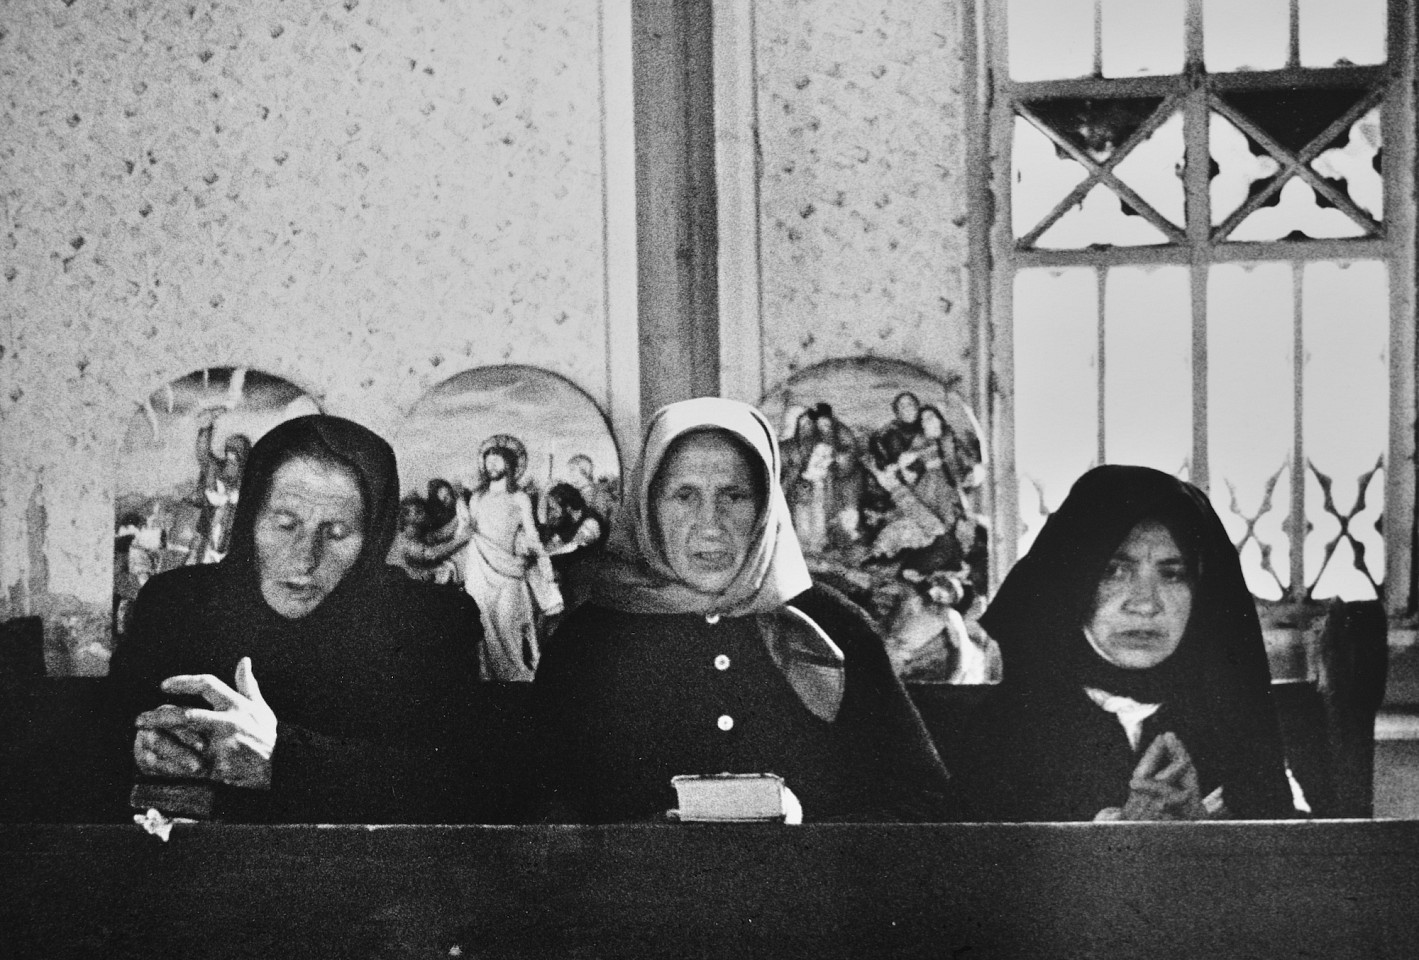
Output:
[
  {"xmin": 761, "ymin": 357, "xmax": 998, "ymax": 684},
  {"xmin": 391, "ymin": 365, "xmax": 619, "ymax": 682},
  {"xmin": 113, "ymin": 367, "xmax": 321, "ymax": 636}
]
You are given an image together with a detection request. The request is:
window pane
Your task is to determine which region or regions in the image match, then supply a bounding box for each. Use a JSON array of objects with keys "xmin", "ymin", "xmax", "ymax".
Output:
[
  {"xmin": 1311, "ymin": 107, "xmax": 1384, "ymax": 222},
  {"xmin": 1207, "ymin": 262, "xmax": 1294, "ymax": 601},
  {"xmin": 1303, "ymin": 260, "xmax": 1387, "ymax": 600},
  {"xmin": 1027, "ymin": 97, "xmax": 1165, "ymax": 164},
  {"xmin": 1299, "ymin": 0, "xmax": 1386, "ymax": 67},
  {"xmin": 1014, "ymin": 268, "xmax": 1098, "ymax": 555},
  {"xmin": 1210, "ymin": 112, "xmax": 1282, "ymax": 227},
  {"xmin": 1204, "ymin": 0, "xmax": 1289, "ymax": 72},
  {"xmin": 1012, "ymin": 115, "xmax": 1088, "ymax": 240},
  {"xmin": 1037, "ymin": 184, "xmax": 1171, "ymax": 248},
  {"xmin": 1112, "ymin": 110, "xmax": 1185, "ymax": 228},
  {"xmin": 1228, "ymin": 179, "xmax": 1367, "ymax": 241},
  {"xmin": 1009, "ymin": 0, "xmax": 1095, "ymax": 81},
  {"xmin": 1212, "ymin": 90, "xmax": 1379, "ymax": 240},
  {"xmin": 1222, "ymin": 88, "xmax": 1372, "ymax": 155},
  {"xmin": 1101, "ymin": 0, "xmax": 1184, "ymax": 77},
  {"xmin": 1104, "ymin": 266, "xmax": 1191, "ymax": 476},
  {"xmin": 1014, "ymin": 99, "xmax": 1180, "ymax": 247}
]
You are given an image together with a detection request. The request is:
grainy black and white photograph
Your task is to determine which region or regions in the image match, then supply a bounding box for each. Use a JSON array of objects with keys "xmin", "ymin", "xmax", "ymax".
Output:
[
  {"xmin": 0, "ymin": 0, "xmax": 1414, "ymax": 957},
  {"xmin": 113, "ymin": 366, "xmax": 321, "ymax": 641}
]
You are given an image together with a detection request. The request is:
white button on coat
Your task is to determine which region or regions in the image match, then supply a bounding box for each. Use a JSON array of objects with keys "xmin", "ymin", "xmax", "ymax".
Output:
[
  {"xmin": 717, "ymin": 714, "xmax": 734, "ymax": 731},
  {"xmin": 714, "ymin": 654, "xmax": 731, "ymax": 671}
]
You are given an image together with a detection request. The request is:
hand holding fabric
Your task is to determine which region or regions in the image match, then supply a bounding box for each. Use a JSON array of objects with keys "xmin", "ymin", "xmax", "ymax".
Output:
[{"xmin": 134, "ymin": 657, "xmax": 277, "ymax": 791}]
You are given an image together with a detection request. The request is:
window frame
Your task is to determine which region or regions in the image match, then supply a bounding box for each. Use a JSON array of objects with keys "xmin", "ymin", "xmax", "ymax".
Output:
[{"xmin": 980, "ymin": 0, "xmax": 1417, "ymax": 621}]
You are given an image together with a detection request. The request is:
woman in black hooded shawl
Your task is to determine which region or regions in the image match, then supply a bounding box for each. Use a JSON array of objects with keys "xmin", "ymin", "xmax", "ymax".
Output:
[
  {"xmin": 953, "ymin": 465, "xmax": 1295, "ymax": 821},
  {"xmin": 109, "ymin": 415, "xmax": 502, "ymax": 823}
]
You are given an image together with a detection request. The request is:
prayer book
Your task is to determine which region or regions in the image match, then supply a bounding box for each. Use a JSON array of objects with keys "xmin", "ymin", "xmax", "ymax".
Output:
[{"xmin": 670, "ymin": 773, "xmax": 795, "ymax": 823}]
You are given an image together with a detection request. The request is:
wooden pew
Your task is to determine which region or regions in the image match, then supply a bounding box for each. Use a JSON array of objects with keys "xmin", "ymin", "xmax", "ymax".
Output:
[
  {"xmin": 1316, "ymin": 599, "xmax": 1389, "ymax": 816},
  {"xmin": 0, "ymin": 616, "xmax": 44, "ymax": 679},
  {"xmin": 0, "ymin": 678, "xmax": 131, "ymax": 823},
  {"xmin": 4, "ymin": 821, "xmax": 1418, "ymax": 959},
  {"xmin": 0, "ymin": 674, "xmax": 1383, "ymax": 823}
]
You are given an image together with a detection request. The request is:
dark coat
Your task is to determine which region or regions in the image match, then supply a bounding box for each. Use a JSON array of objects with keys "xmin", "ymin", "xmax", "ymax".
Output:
[
  {"xmin": 532, "ymin": 583, "xmax": 953, "ymax": 823},
  {"xmin": 953, "ymin": 465, "xmax": 1295, "ymax": 821},
  {"xmin": 109, "ymin": 415, "xmax": 504, "ymax": 823}
]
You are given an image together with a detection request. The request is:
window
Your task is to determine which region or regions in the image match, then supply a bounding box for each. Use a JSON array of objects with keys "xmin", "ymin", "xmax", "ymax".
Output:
[{"xmin": 986, "ymin": 0, "xmax": 1415, "ymax": 617}]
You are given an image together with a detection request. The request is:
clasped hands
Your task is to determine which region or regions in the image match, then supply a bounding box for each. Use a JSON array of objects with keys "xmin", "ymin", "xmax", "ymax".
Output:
[
  {"xmin": 133, "ymin": 656, "xmax": 277, "ymax": 791},
  {"xmin": 1096, "ymin": 731, "xmax": 1210, "ymax": 822}
]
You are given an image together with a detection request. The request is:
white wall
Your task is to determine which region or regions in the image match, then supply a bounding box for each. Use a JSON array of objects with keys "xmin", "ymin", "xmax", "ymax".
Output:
[{"xmin": 0, "ymin": 0, "xmax": 632, "ymax": 671}]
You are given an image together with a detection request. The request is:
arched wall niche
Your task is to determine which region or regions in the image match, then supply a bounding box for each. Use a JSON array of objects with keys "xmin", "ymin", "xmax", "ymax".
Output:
[
  {"xmin": 111, "ymin": 367, "xmax": 322, "ymax": 656},
  {"xmin": 390, "ymin": 364, "xmax": 622, "ymax": 682},
  {"xmin": 761, "ymin": 356, "xmax": 996, "ymax": 684},
  {"xmin": 392, "ymin": 364, "xmax": 622, "ymax": 511}
]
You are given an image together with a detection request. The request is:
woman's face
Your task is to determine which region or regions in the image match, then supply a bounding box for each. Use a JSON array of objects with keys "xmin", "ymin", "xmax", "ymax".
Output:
[
  {"xmin": 920, "ymin": 408, "xmax": 943, "ymax": 439},
  {"xmin": 254, "ymin": 456, "xmax": 367, "ymax": 619},
  {"xmin": 652, "ymin": 432, "xmax": 762, "ymax": 594},
  {"xmin": 1084, "ymin": 519, "xmax": 1193, "ymax": 670}
]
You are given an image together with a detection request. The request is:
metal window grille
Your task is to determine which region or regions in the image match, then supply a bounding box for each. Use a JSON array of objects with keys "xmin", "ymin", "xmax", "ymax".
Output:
[{"xmin": 984, "ymin": 0, "xmax": 1416, "ymax": 616}]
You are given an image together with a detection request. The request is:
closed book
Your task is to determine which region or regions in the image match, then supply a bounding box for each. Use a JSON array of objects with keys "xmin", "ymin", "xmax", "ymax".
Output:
[{"xmin": 671, "ymin": 773, "xmax": 789, "ymax": 822}]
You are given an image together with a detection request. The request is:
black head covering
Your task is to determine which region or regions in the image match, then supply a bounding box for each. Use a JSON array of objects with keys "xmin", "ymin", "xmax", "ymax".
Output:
[
  {"xmin": 111, "ymin": 414, "xmax": 493, "ymax": 823},
  {"xmin": 221, "ymin": 413, "xmax": 400, "ymax": 613},
  {"xmin": 980, "ymin": 464, "xmax": 1293, "ymax": 816},
  {"xmin": 142, "ymin": 412, "xmax": 453, "ymax": 764}
]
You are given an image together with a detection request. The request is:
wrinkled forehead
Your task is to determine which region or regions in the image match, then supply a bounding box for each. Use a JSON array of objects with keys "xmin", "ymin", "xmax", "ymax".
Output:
[
  {"xmin": 263, "ymin": 453, "xmax": 366, "ymax": 506},
  {"xmin": 637, "ymin": 400, "xmax": 780, "ymax": 523},
  {"xmin": 652, "ymin": 429, "xmax": 760, "ymax": 489}
]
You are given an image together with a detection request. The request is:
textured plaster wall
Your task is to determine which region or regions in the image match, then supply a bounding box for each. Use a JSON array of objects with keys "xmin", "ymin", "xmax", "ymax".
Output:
[
  {"xmin": 0, "ymin": 0, "xmax": 609, "ymax": 672},
  {"xmin": 755, "ymin": 0, "xmax": 973, "ymax": 390}
]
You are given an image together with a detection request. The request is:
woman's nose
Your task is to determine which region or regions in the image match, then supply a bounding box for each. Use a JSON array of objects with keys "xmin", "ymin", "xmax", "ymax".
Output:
[
  {"xmin": 1123, "ymin": 577, "xmax": 1163, "ymax": 612},
  {"xmin": 697, "ymin": 498, "xmax": 727, "ymax": 528},
  {"xmin": 289, "ymin": 530, "xmax": 324, "ymax": 573}
]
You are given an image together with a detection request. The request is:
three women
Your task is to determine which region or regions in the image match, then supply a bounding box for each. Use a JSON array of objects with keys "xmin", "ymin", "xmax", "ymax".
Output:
[{"xmin": 113, "ymin": 408, "xmax": 1296, "ymax": 825}]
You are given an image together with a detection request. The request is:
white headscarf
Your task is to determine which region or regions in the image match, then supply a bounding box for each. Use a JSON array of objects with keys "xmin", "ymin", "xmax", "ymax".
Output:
[{"xmin": 580, "ymin": 397, "xmax": 846, "ymax": 720}]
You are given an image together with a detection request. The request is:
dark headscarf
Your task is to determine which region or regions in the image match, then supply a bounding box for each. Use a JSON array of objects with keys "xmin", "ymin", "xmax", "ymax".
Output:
[
  {"xmin": 223, "ymin": 414, "xmax": 400, "ymax": 593},
  {"xmin": 980, "ymin": 464, "xmax": 1293, "ymax": 816},
  {"xmin": 177, "ymin": 414, "xmax": 423, "ymax": 688},
  {"xmin": 110, "ymin": 414, "xmax": 495, "ymax": 823}
]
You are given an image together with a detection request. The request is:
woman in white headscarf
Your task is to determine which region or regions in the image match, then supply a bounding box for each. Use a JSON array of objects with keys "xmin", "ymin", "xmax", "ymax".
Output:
[{"xmin": 530, "ymin": 398, "xmax": 951, "ymax": 823}]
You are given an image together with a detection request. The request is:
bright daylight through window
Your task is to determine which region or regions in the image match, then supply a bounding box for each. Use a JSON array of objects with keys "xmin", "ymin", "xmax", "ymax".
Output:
[{"xmin": 989, "ymin": 0, "xmax": 1414, "ymax": 615}]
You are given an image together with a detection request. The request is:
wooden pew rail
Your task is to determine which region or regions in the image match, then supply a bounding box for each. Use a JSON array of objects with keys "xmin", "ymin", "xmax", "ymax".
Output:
[{"xmin": 5, "ymin": 821, "xmax": 1419, "ymax": 960}]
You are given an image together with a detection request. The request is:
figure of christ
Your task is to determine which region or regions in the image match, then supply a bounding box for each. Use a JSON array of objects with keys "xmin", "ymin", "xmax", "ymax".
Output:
[{"xmin": 463, "ymin": 444, "xmax": 564, "ymax": 681}]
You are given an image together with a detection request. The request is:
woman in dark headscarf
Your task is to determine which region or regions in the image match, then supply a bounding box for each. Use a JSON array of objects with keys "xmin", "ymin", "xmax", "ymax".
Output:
[
  {"xmin": 953, "ymin": 465, "xmax": 1295, "ymax": 821},
  {"xmin": 531, "ymin": 398, "xmax": 951, "ymax": 823},
  {"xmin": 109, "ymin": 414, "xmax": 501, "ymax": 823}
]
